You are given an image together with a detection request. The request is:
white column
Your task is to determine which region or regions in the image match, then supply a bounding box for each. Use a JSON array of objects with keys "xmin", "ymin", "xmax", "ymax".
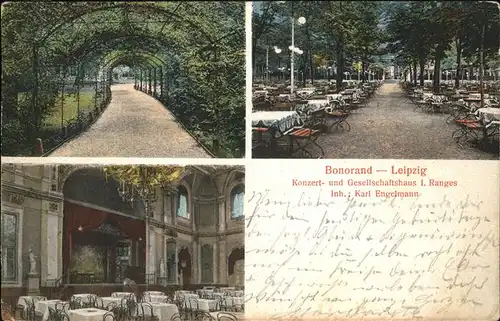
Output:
[
  {"xmin": 213, "ymin": 242, "xmax": 218, "ymax": 283},
  {"xmin": 148, "ymin": 226, "xmax": 156, "ymax": 277},
  {"xmin": 218, "ymin": 199, "xmax": 226, "ymax": 232},
  {"xmin": 172, "ymin": 193, "xmax": 177, "ymax": 225},
  {"xmin": 192, "ymin": 243, "xmax": 197, "ymax": 284},
  {"xmin": 197, "ymin": 242, "xmax": 202, "ymax": 283},
  {"xmin": 290, "ymin": 18, "xmax": 295, "ymax": 93},
  {"xmin": 45, "ymin": 208, "xmax": 60, "ymax": 281}
]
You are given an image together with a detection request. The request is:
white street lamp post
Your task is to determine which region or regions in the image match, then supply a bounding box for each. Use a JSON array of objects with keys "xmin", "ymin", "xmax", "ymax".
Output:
[
  {"xmin": 290, "ymin": 16, "xmax": 306, "ymax": 94},
  {"xmin": 265, "ymin": 46, "xmax": 269, "ymax": 84}
]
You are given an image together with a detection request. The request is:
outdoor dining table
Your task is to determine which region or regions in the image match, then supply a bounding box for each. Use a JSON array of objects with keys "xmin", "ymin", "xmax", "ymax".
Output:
[
  {"xmin": 253, "ymin": 90, "xmax": 268, "ymax": 96},
  {"xmin": 210, "ymin": 312, "xmax": 245, "ymax": 320},
  {"xmin": 175, "ymin": 293, "xmax": 199, "ymax": 300},
  {"xmin": 295, "ymin": 88, "xmax": 315, "ymax": 96},
  {"xmin": 476, "ymin": 107, "xmax": 500, "ymax": 123},
  {"xmin": 68, "ymin": 308, "xmax": 110, "ymax": 321},
  {"xmin": 17, "ymin": 296, "xmax": 46, "ymax": 309},
  {"xmin": 111, "ymin": 292, "xmax": 134, "ymax": 299},
  {"xmin": 326, "ymin": 94, "xmax": 343, "ymax": 101},
  {"xmin": 295, "ymin": 99, "xmax": 330, "ymax": 115},
  {"xmin": 148, "ymin": 295, "xmax": 168, "ymax": 303},
  {"xmin": 143, "ymin": 291, "xmax": 164, "ymax": 296},
  {"xmin": 71, "ymin": 294, "xmax": 97, "ymax": 304},
  {"xmin": 196, "ymin": 299, "xmax": 217, "ymax": 312},
  {"xmin": 38, "ymin": 299, "xmax": 65, "ymax": 321},
  {"xmin": 224, "ymin": 296, "xmax": 244, "ymax": 307},
  {"xmin": 101, "ymin": 297, "xmax": 122, "ymax": 308},
  {"xmin": 137, "ymin": 302, "xmax": 178, "ymax": 321},
  {"xmin": 463, "ymin": 97, "xmax": 482, "ymax": 110},
  {"xmin": 252, "ymin": 111, "xmax": 303, "ymax": 138}
]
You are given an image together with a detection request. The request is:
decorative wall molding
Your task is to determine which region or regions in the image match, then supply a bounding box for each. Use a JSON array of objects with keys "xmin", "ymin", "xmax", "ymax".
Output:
[
  {"xmin": 48, "ymin": 202, "xmax": 59, "ymax": 212},
  {"xmin": 2, "ymin": 183, "xmax": 63, "ymax": 203},
  {"xmin": 9, "ymin": 193, "xmax": 24, "ymax": 205}
]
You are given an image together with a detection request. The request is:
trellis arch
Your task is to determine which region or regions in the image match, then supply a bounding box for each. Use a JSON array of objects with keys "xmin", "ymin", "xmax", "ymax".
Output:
[
  {"xmin": 34, "ymin": 2, "xmax": 216, "ymax": 48},
  {"xmin": 2, "ymin": 2, "xmax": 245, "ymax": 158}
]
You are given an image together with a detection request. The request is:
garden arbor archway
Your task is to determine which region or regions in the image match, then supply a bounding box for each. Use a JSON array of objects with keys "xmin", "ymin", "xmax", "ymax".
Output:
[{"xmin": 2, "ymin": 2, "xmax": 245, "ymax": 157}]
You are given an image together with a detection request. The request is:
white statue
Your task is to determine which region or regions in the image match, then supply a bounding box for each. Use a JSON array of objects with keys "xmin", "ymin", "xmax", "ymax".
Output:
[
  {"xmin": 179, "ymin": 269, "xmax": 183, "ymax": 287},
  {"xmin": 159, "ymin": 259, "xmax": 166, "ymax": 277},
  {"xmin": 29, "ymin": 248, "xmax": 37, "ymax": 274}
]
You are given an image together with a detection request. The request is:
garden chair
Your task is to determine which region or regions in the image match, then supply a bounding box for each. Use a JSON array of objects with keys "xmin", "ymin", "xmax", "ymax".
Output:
[{"xmin": 286, "ymin": 126, "xmax": 324, "ymax": 158}]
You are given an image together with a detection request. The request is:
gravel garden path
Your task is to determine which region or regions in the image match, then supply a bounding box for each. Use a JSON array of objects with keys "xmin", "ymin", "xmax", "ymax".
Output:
[
  {"xmin": 319, "ymin": 81, "xmax": 497, "ymax": 160},
  {"xmin": 49, "ymin": 84, "xmax": 211, "ymax": 158}
]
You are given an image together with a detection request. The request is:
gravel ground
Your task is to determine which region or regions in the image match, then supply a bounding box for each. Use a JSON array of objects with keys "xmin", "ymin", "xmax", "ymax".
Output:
[
  {"xmin": 49, "ymin": 84, "xmax": 211, "ymax": 158},
  {"xmin": 319, "ymin": 81, "xmax": 498, "ymax": 159}
]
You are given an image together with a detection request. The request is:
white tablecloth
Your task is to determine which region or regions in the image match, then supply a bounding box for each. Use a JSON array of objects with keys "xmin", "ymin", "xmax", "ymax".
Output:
[
  {"xmin": 111, "ymin": 292, "xmax": 134, "ymax": 299},
  {"xmin": 326, "ymin": 94, "xmax": 343, "ymax": 101},
  {"xmin": 148, "ymin": 295, "xmax": 168, "ymax": 303},
  {"xmin": 297, "ymin": 99, "xmax": 329, "ymax": 114},
  {"xmin": 196, "ymin": 299, "xmax": 217, "ymax": 312},
  {"xmin": 139, "ymin": 302, "xmax": 178, "ymax": 321},
  {"xmin": 71, "ymin": 294, "xmax": 96, "ymax": 304},
  {"xmin": 296, "ymin": 88, "xmax": 316, "ymax": 96},
  {"xmin": 253, "ymin": 90, "xmax": 268, "ymax": 97},
  {"xmin": 68, "ymin": 308, "xmax": 110, "ymax": 321},
  {"xmin": 219, "ymin": 287, "xmax": 236, "ymax": 292},
  {"xmin": 477, "ymin": 107, "xmax": 500, "ymax": 123},
  {"xmin": 252, "ymin": 111, "xmax": 303, "ymax": 137},
  {"xmin": 143, "ymin": 291, "xmax": 164, "ymax": 296},
  {"xmin": 101, "ymin": 297, "xmax": 122, "ymax": 308},
  {"xmin": 224, "ymin": 296, "xmax": 243, "ymax": 307},
  {"xmin": 175, "ymin": 293, "xmax": 199, "ymax": 300},
  {"xmin": 227, "ymin": 290, "xmax": 244, "ymax": 297},
  {"xmin": 37, "ymin": 300, "xmax": 63, "ymax": 321},
  {"xmin": 17, "ymin": 295, "xmax": 47, "ymax": 308}
]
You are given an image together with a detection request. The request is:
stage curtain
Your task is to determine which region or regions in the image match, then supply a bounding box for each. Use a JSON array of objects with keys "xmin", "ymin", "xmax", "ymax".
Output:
[
  {"xmin": 110, "ymin": 214, "xmax": 145, "ymax": 240},
  {"xmin": 63, "ymin": 202, "xmax": 109, "ymax": 274}
]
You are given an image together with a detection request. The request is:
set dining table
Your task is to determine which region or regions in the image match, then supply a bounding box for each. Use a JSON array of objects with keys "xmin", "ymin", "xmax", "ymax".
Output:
[
  {"xmin": 68, "ymin": 308, "xmax": 111, "ymax": 321},
  {"xmin": 252, "ymin": 111, "xmax": 303, "ymax": 138}
]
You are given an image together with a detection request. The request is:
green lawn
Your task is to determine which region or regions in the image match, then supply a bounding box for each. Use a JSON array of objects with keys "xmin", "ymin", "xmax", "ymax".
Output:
[{"xmin": 43, "ymin": 92, "xmax": 96, "ymax": 131}]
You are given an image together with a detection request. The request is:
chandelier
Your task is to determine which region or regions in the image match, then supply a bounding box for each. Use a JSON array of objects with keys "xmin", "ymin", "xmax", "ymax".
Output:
[{"xmin": 103, "ymin": 165, "xmax": 184, "ymax": 205}]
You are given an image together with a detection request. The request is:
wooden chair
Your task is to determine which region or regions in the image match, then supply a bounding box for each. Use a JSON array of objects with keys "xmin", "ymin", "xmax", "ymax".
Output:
[
  {"xmin": 170, "ymin": 313, "xmax": 182, "ymax": 321},
  {"xmin": 215, "ymin": 312, "xmax": 238, "ymax": 321},
  {"xmin": 286, "ymin": 126, "xmax": 325, "ymax": 158},
  {"xmin": 103, "ymin": 312, "xmax": 116, "ymax": 321},
  {"xmin": 140, "ymin": 302, "xmax": 159, "ymax": 321},
  {"xmin": 452, "ymin": 119, "xmax": 485, "ymax": 148},
  {"xmin": 196, "ymin": 311, "xmax": 214, "ymax": 321}
]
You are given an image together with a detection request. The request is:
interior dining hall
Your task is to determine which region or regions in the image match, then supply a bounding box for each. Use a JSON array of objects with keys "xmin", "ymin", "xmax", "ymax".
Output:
[{"xmin": 1, "ymin": 164, "xmax": 245, "ymax": 321}]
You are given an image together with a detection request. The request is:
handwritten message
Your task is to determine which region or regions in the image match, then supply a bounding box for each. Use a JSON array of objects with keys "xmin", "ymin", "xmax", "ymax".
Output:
[{"xmin": 245, "ymin": 160, "xmax": 499, "ymax": 320}]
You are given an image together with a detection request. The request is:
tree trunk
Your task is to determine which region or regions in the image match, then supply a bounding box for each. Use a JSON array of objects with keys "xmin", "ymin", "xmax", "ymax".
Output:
[
  {"xmin": 302, "ymin": 53, "xmax": 307, "ymax": 87},
  {"xmin": 455, "ymin": 38, "xmax": 462, "ymax": 89},
  {"xmin": 413, "ymin": 61, "xmax": 418, "ymax": 86},
  {"xmin": 409, "ymin": 66, "xmax": 413, "ymax": 83},
  {"xmin": 335, "ymin": 38, "xmax": 344, "ymax": 91},
  {"xmin": 252, "ymin": 40, "xmax": 257, "ymax": 81},
  {"xmin": 419, "ymin": 56, "xmax": 425, "ymax": 87},
  {"xmin": 309, "ymin": 53, "xmax": 314, "ymax": 84},
  {"xmin": 433, "ymin": 46, "xmax": 444, "ymax": 93},
  {"xmin": 362, "ymin": 61, "xmax": 367, "ymax": 83}
]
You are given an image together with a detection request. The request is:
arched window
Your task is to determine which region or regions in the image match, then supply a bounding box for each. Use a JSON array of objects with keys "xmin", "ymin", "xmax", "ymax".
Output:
[
  {"xmin": 176, "ymin": 186, "xmax": 189, "ymax": 218},
  {"xmin": 230, "ymin": 185, "xmax": 245, "ymax": 219}
]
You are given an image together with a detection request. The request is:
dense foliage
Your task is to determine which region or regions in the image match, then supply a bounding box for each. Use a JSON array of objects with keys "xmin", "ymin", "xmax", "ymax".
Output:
[
  {"xmin": 253, "ymin": 1, "xmax": 499, "ymax": 91},
  {"xmin": 1, "ymin": 2, "xmax": 245, "ymax": 157},
  {"xmin": 253, "ymin": 1, "xmax": 387, "ymax": 90},
  {"xmin": 384, "ymin": 1, "xmax": 499, "ymax": 90}
]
